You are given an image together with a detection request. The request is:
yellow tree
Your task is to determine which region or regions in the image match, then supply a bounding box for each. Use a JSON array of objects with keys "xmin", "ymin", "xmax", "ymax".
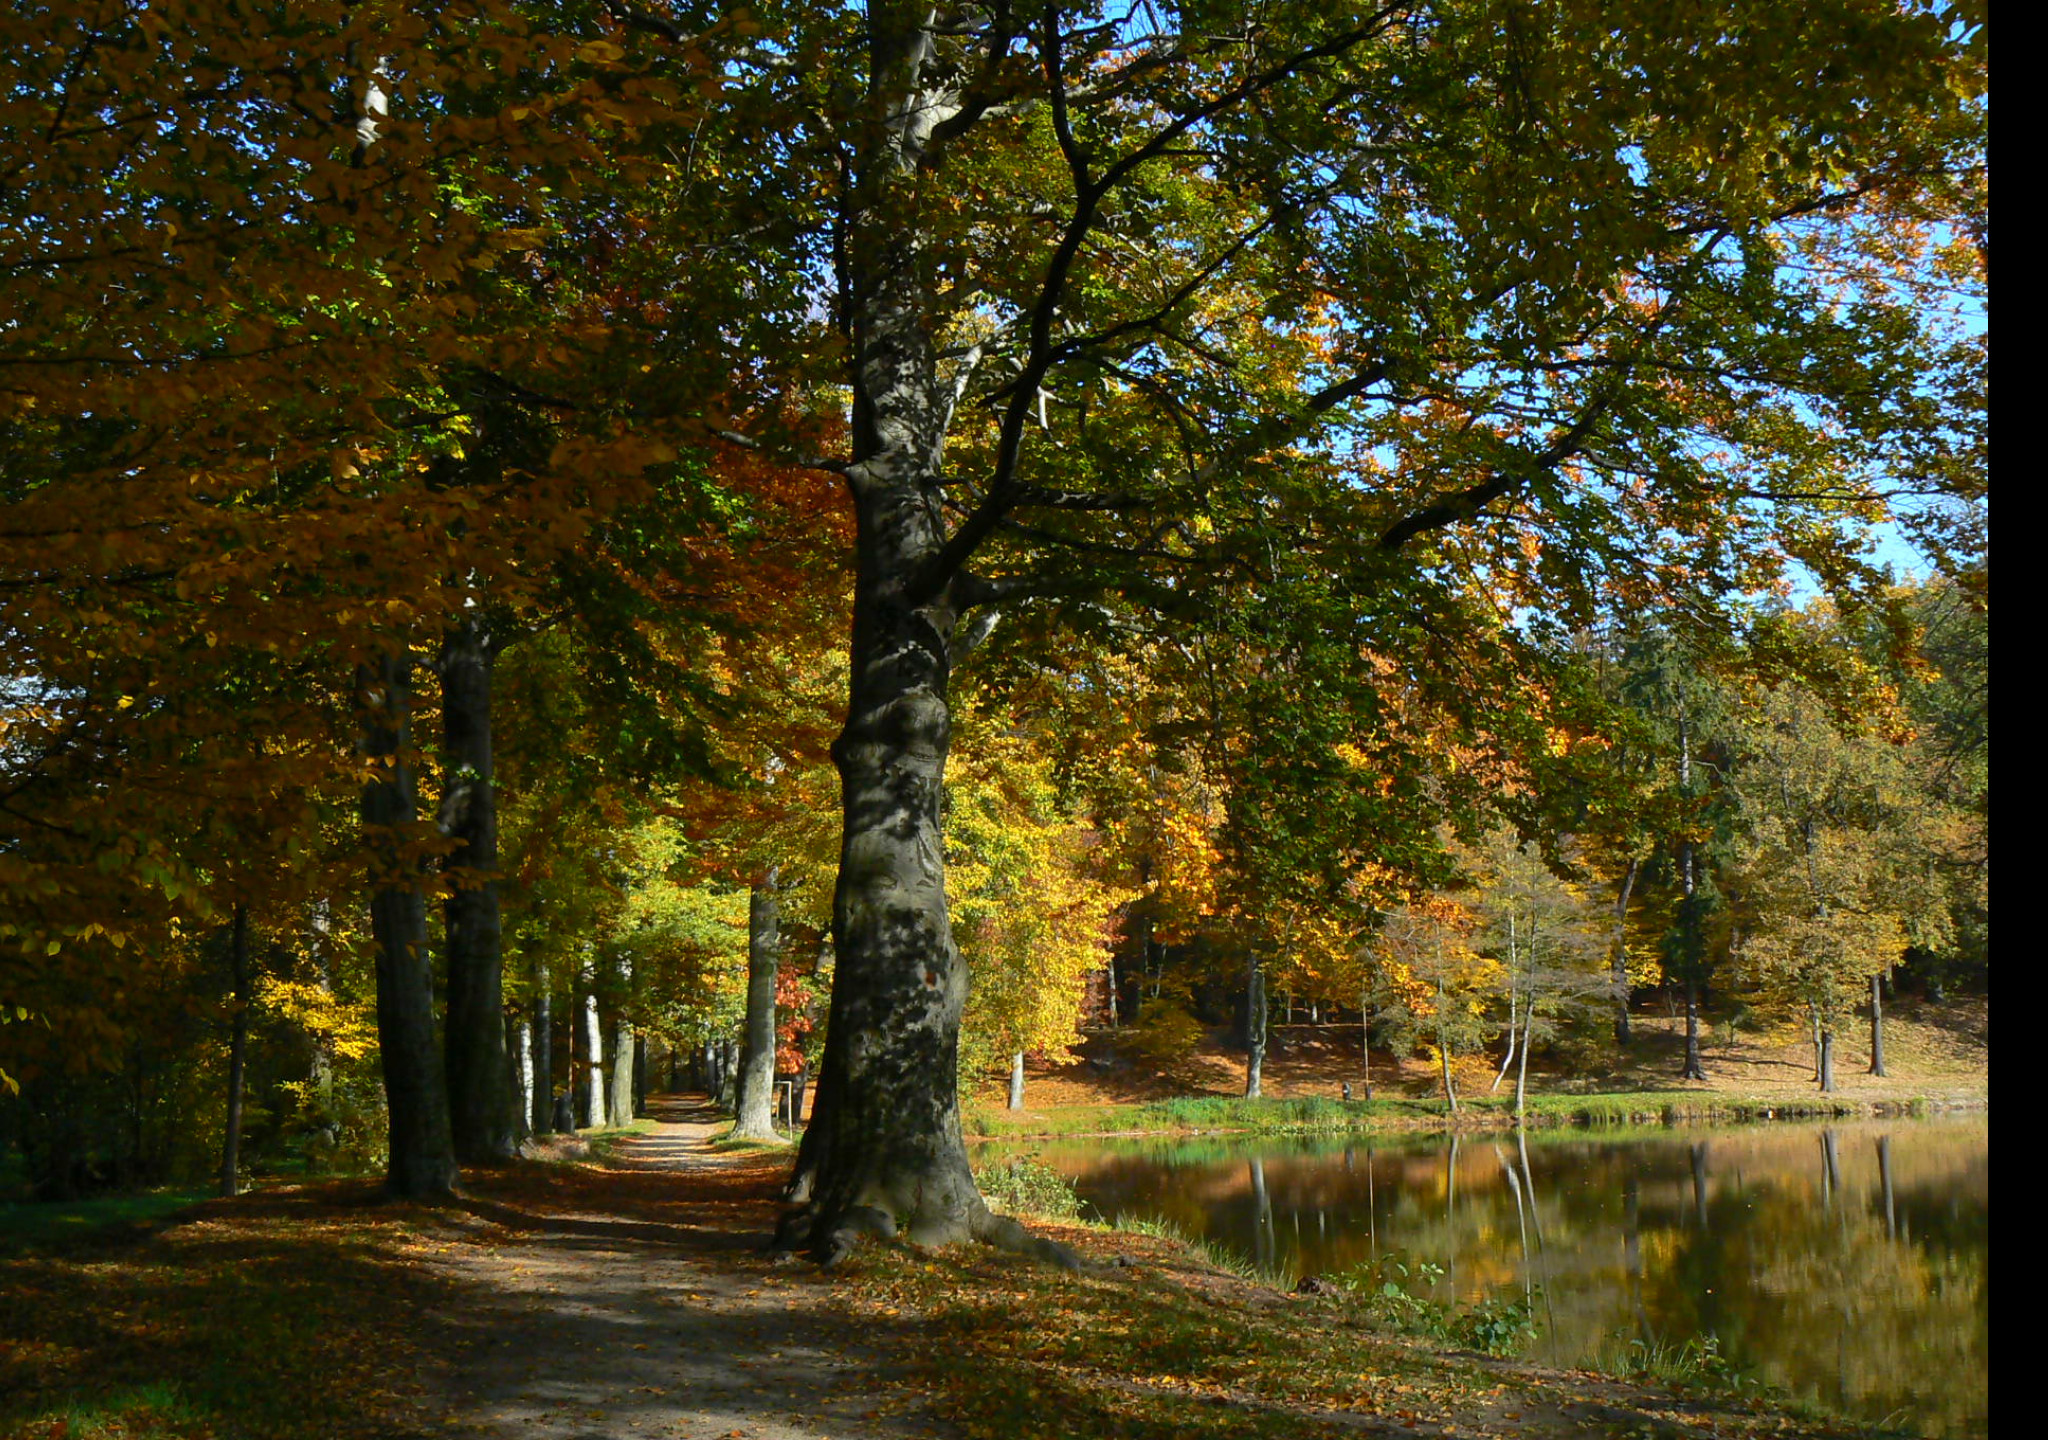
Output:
[{"xmin": 947, "ymin": 701, "xmax": 1134, "ymax": 1109}]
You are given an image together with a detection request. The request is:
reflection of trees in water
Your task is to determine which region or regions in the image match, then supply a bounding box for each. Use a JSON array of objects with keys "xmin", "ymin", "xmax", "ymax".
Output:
[{"xmin": 995, "ymin": 1117, "xmax": 1985, "ymax": 1437}]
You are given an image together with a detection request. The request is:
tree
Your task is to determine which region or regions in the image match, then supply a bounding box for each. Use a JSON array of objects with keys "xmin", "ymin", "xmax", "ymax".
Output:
[
  {"xmin": 946, "ymin": 702, "xmax": 1131, "ymax": 1109},
  {"xmin": 1730, "ymin": 662, "xmax": 1945, "ymax": 1092},
  {"xmin": 729, "ymin": 0, "xmax": 1985, "ymax": 1260}
]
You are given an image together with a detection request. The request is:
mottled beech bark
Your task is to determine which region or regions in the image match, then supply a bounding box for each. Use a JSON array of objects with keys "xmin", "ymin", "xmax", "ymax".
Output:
[
  {"xmin": 607, "ymin": 955, "xmax": 636, "ymax": 1126},
  {"xmin": 733, "ymin": 869, "xmax": 783, "ymax": 1140},
  {"xmin": 439, "ymin": 615, "xmax": 514, "ymax": 1162},
  {"xmin": 359, "ymin": 653, "xmax": 458, "ymax": 1198},
  {"xmin": 219, "ymin": 903, "xmax": 250, "ymax": 1198},
  {"xmin": 1868, "ymin": 972, "xmax": 1888, "ymax": 1076},
  {"xmin": 608, "ymin": 1024, "xmax": 636, "ymax": 1124},
  {"xmin": 1007, "ymin": 1052, "xmax": 1025, "ymax": 1110}
]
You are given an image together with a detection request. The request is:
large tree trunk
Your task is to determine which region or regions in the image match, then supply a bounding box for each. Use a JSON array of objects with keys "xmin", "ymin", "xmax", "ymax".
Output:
[
  {"xmin": 1244, "ymin": 947, "xmax": 1267, "ymax": 1099},
  {"xmin": 732, "ymin": 868, "xmax": 783, "ymax": 1140},
  {"xmin": 775, "ymin": 11, "xmax": 1080, "ymax": 1271},
  {"xmin": 1818, "ymin": 1025, "xmax": 1836, "ymax": 1092},
  {"xmin": 1007, "ymin": 1052, "xmax": 1025, "ymax": 1111},
  {"xmin": 1868, "ymin": 972, "xmax": 1888, "ymax": 1076},
  {"xmin": 359, "ymin": 653, "xmax": 459, "ymax": 1199},
  {"xmin": 439, "ymin": 615, "xmax": 514, "ymax": 1163},
  {"xmin": 219, "ymin": 902, "xmax": 250, "ymax": 1198},
  {"xmin": 777, "ymin": 130, "xmax": 990, "ymax": 1251}
]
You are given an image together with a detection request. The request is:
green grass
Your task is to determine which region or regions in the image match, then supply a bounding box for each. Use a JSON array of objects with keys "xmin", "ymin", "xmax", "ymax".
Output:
[
  {"xmin": 1109, "ymin": 1212, "xmax": 1293, "ymax": 1288},
  {"xmin": 965, "ymin": 1088, "xmax": 1944, "ymax": 1140},
  {"xmin": 0, "ymin": 1187, "xmax": 214, "ymax": 1252}
]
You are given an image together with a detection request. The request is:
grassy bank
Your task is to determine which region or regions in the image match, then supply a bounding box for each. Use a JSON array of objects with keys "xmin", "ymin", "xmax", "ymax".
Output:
[
  {"xmin": 835, "ymin": 1210, "xmax": 1872, "ymax": 1440},
  {"xmin": 965, "ymin": 1087, "xmax": 1968, "ymax": 1140}
]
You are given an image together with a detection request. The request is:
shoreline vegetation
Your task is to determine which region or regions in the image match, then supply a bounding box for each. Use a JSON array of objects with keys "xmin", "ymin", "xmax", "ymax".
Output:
[{"xmin": 965, "ymin": 1087, "xmax": 1984, "ymax": 1141}]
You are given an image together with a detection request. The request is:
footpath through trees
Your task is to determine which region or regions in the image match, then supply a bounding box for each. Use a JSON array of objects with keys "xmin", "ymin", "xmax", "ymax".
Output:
[{"xmin": 5, "ymin": 1092, "xmax": 1904, "ymax": 1440}]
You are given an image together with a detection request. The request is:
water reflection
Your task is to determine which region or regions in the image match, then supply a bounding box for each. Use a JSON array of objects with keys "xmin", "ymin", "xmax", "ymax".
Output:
[{"xmin": 985, "ymin": 1115, "xmax": 1987, "ymax": 1437}]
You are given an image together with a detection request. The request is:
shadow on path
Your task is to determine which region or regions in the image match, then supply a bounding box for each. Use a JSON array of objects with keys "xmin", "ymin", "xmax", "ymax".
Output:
[{"xmin": 417, "ymin": 1094, "xmax": 946, "ymax": 1440}]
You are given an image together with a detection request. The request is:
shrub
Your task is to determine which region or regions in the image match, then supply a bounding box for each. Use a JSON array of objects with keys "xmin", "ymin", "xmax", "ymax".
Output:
[{"xmin": 973, "ymin": 1156, "xmax": 1086, "ymax": 1221}]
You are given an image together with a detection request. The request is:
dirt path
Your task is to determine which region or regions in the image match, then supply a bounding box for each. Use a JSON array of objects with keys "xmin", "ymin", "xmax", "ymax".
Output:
[{"xmin": 408, "ymin": 1098, "xmax": 947, "ymax": 1440}]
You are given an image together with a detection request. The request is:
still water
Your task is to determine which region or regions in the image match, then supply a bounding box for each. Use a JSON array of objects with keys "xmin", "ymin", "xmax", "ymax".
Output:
[{"xmin": 983, "ymin": 1115, "xmax": 1987, "ymax": 1437}]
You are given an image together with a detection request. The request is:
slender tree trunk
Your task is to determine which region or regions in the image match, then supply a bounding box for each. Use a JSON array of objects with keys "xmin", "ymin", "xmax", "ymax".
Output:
[
  {"xmin": 1244, "ymin": 948, "xmax": 1266, "ymax": 1099},
  {"xmin": 512, "ymin": 1018, "xmax": 534, "ymax": 1147},
  {"xmin": 1682, "ymin": 979, "xmax": 1705, "ymax": 1080},
  {"xmin": 1675, "ymin": 708, "xmax": 1707, "ymax": 1081},
  {"xmin": 1007, "ymin": 1051, "xmax": 1026, "ymax": 1110},
  {"xmin": 530, "ymin": 961, "xmax": 553, "ymax": 1135},
  {"xmin": 733, "ymin": 868, "xmax": 783, "ymax": 1139},
  {"xmin": 581, "ymin": 970, "xmax": 604, "ymax": 1130},
  {"xmin": 306, "ymin": 900, "xmax": 338, "ymax": 1149},
  {"xmin": 1104, "ymin": 953, "xmax": 1118, "ymax": 1029},
  {"xmin": 1492, "ymin": 925, "xmax": 1518, "ymax": 1094},
  {"xmin": 1436, "ymin": 968, "xmax": 1458, "ymax": 1113},
  {"xmin": 1359, "ymin": 996, "xmax": 1374, "ymax": 1101},
  {"xmin": 219, "ymin": 902, "xmax": 250, "ymax": 1198},
  {"xmin": 1818, "ymin": 1025, "xmax": 1836, "ymax": 1093},
  {"xmin": 439, "ymin": 615, "xmax": 514, "ymax": 1163},
  {"xmin": 358, "ymin": 653, "xmax": 459, "ymax": 1198},
  {"xmin": 1613, "ymin": 858, "xmax": 1639, "ymax": 1046},
  {"xmin": 1868, "ymin": 972, "xmax": 1888, "ymax": 1076},
  {"xmin": 1513, "ymin": 994, "xmax": 1535, "ymax": 1121}
]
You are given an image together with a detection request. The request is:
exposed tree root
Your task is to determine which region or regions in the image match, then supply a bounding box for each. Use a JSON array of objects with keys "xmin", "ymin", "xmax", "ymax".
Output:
[{"xmin": 769, "ymin": 1198, "xmax": 1082, "ymax": 1270}]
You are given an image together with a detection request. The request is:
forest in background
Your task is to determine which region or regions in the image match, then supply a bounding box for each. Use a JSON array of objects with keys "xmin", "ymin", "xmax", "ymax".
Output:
[{"xmin": 0, "ymin": 0, "xmax": 1984, "ymax": 1230}]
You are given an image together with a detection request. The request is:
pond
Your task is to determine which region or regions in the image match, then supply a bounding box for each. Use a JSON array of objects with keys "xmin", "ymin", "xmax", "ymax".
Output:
[{"xmin": 981, "ymin": 1114, "xmax": 1987, "ymax": 1437}]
